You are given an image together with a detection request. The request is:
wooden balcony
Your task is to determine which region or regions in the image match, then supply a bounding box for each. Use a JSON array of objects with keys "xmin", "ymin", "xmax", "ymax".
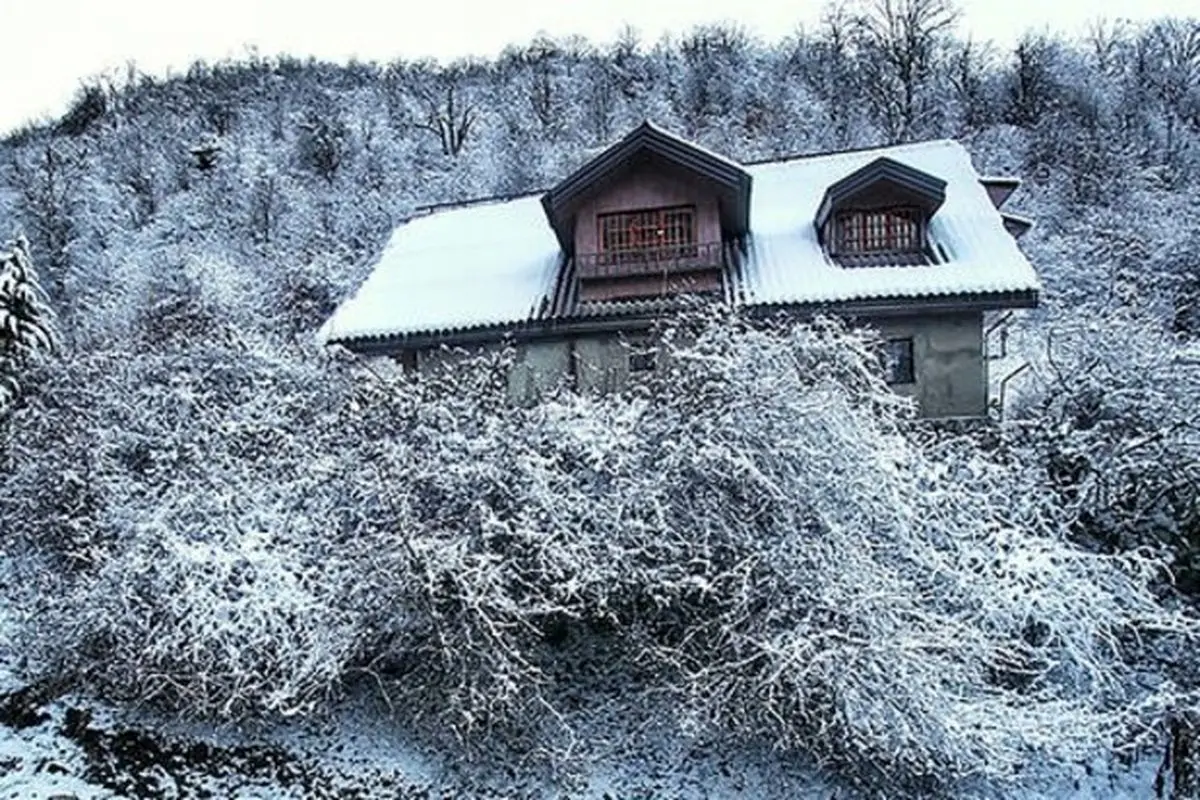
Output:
[{"xmin": 576, "ymin": 241, "xmax": 724, "ymax": 280}]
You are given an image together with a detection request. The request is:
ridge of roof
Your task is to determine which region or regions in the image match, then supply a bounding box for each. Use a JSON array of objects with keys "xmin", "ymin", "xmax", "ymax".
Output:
[
  {"xmin": 742, "ymin": 138, "xmax": 959, "ymax": 167},
  {"xmin": 413, "ymin": 189, "xmax": 543, "ymax": 216},
  {"xmin": 638, "ymin": 120, "xmax": 749, "ymax": 172},
  {"xmin": 1001, "ymin": 212, "xmax": 1035, "ymax": 239},
  {"xmin": 405, "ymin": 139, "xmax": 962, "ymax": 223}
]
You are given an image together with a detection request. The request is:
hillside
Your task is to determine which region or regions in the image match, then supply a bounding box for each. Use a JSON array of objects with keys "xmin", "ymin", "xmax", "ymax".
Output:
[{"xmin": 2, "ymin": 5, "xmax": 1199, "ymax": 797}]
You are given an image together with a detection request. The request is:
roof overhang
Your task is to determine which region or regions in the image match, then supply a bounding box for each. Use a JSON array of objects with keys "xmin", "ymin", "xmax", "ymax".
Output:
[
  {"xmin": 1002, "ymin": 213, "xmax": 1034, "ymax": 239},
  {"xmin": 980, "ymin": 176, "xmax": 1021, "ymax": 209},
  {"xmin": 540, "ymin": 121, "xmax": 753, "ymax": 252},
  {"xmin": 330, "ymin": 289, "xmax": 1039, "ymax": 355},
  {"xmin": 815, "ymin": 157, "xmax": 948, "ymax": 239}
]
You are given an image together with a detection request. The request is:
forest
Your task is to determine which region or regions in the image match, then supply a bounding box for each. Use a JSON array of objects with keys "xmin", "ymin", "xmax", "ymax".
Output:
[{"xmin": 1, "ymin": 0, "xmax": 1200, "ymax": 796}]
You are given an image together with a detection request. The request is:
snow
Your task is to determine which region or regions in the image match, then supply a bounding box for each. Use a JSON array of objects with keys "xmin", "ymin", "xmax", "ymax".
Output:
[
  {"xmin": 317, "ymin": 194, "xmax": 561, "ymax": 343},
  {"xmin": 320, "ymin": 138, "xmax": 1040, "ymax": 345},
  {"xmin": 640, "ymin": 119, "xmax": 750, "ymax": 173},
  {"xmin": 739, "ymin": 139, "xmax": 1042, "ymax": 305}
]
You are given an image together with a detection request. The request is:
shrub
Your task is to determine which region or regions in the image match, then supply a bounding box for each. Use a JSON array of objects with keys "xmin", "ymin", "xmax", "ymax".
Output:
[
  {"xmin": 342, "ymin": 313, "xmax": 1196, "ymax": 791},
  {"xmin": 7, "ymin": 314, "xmax": 1196, "ymax": 794},
  {"xmin": 1011, "ymin": 308, "xmax": 1200, "ymax": 591}
]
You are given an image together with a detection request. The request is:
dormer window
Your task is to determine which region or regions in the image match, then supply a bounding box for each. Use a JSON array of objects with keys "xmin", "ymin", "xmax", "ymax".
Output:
[
  {"xmin": 539, "ymin": 122, "xmax": 752, "ymax": 302},
  {"xmin": 836, "ymin": 207, "xmax": 920, "ymax": 254},
  {"xmin": 599, "ymin": 206, "xmax": 697, "ymax": 260},
  {"xmin": 816, "ymin": 157, "xmax": 947, "ymax": 268}
]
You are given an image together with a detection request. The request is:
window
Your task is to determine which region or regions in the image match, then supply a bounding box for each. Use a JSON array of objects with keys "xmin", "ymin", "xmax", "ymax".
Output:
[
  {"xmin": 598, "ymin": 206, "xmax": 696, "ymax": 258},
  {"xmin": 625, "ymin": 336, "xmax": 657, "ymax": 373},
  {"xmin": 397, "ymin": 349, "xmax": 418, "ymax": 376},
  {"xmin": 837, "ymin": 208, "xmax": 920, "ymax": 253},
  {"xmin": 628, "ymin": 351, "xmax": 656, "ymax": 372},
  {"xmin": 884, "ymin": 338, "xmax": 915, "ymax": 385}
]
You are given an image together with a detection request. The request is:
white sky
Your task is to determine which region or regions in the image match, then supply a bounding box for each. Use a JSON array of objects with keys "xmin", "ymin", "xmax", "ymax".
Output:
[{"xmin": 1, "ymin": 0, "xmax": 1195, "ymax": 136}]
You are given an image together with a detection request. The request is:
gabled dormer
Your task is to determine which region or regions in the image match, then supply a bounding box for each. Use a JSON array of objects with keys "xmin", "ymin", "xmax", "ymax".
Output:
[
  {"xmin": 541, "ymin": 122, "xmax": 752, "ymax": 303},
  {"xmin": 815, "ymin": 157, "xmax": 947, "ymax": 267}
]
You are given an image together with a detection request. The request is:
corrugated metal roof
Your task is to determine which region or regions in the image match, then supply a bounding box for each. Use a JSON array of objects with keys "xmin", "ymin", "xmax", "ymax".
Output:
[
  {"xmin": 737, "ymin": 140, "xmax": 1041, "ymax": 307},
  {"xmin": 319, "ymin": 138, "xmax": 1040, "ymax": 346},
  {"xmin": 317, "ymin": 194, "xmax": 562, "ymax": 343}
]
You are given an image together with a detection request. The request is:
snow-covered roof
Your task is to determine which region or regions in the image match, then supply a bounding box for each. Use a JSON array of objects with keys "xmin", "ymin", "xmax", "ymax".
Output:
[
  {"xmin": 318, "ymin": 195, "xmax": 562, "ymax": 343},
  {"xmin": 736, "ymin": 140, "xmax": 1040, "ymax": 308},
  {"xmin": 319, "ymin": 138, "xmax": 1040, "ymax": 346}
]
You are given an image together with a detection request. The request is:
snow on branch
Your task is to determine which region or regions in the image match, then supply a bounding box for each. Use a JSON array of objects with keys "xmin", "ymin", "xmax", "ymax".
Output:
[{"xmin": 5, "ymin": 314, "xmax": 1196, "ymax": 795}]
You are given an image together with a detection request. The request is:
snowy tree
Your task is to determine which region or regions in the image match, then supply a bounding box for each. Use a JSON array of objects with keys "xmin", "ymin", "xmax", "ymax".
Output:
[
  {"xmin": 56, "ymin": 83, "xmax": 109, "ymax": 138},
  {"xmin": 946, "ymin": 37, "xmax": 999, "ymax": 133},
  {"xmin": 786, "ymin": 8, "xmax": 868, "ymax": 149},
  {"xmin": 1140, "ymin": 19, "xmax": 1200, "ymax": 174},
  {"xmin": 850, "ymin": 0, "xmax": 960, "ymax": 141},
  {"xmin": 6, "ymin": 136, "xmax": 84, "ymax": 299},
  {"xmin": 409, "ymin": 61, "xmax": 481, "ymax": 158},
  {"xmin": 674, "ymin": 24, "xmax": 753, "ymax": 136},
  {"xmin": 1005, "ymin": 33, "xmax": 1063, "ymax": 129},
  {"xmin": 298, "ymin": 106, "xmax": 350, "ymax": 185},
  {"xmin": 1013, "ymin": 307, "xmax": 1200, "ymax": 592},
  {"xmin": 4, "ymin": 313, "xmax": 1193, "ymax": 795},
  {"xmin": 0, "ymin": 236, "xmax": 56, "ymax": 414}
]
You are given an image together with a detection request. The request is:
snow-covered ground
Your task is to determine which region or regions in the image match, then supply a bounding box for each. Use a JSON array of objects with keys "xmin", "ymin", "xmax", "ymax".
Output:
[{"xmin": 0, "ymin": 551, "xmax": 1173, "ymax": 799}]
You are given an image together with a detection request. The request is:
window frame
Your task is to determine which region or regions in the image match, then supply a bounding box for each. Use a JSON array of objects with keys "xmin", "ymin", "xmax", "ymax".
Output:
[
  {"xmin": 628, "ymin": 350, "xmax": 657, "ymax": 373},
  {"xmin": 835, "ymin": 207, "xmax": 922, "ymax": 255},
  {"xmin": 624, "ymin": 334, "xmax": 658, "ymax": 374},
  {"xmin": 597, "ymin": 205, "xmax": 698, "ymax": 258},
  {"xmin": 883, "ymin": 337, "xmax": 916, "ymax": 385}
]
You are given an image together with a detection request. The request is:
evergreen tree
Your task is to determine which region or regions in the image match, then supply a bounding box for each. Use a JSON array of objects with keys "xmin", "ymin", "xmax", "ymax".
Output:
[{"xmin": 0, "ymin": 235, "xmax": 57, "ymax": 412}]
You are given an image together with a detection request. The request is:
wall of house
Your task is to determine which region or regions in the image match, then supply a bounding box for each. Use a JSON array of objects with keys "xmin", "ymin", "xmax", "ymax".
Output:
[
  {"xmin": 416, "ymin": 340, "xmax": 572, "ymax": 406},
  {"xmin": 412, "ymin": 334, "xmax": 652, "ymax": 404},
  {"xmin": 573, "ymin": 165, "xmax": 722, "ymax": 256},
  {"xmin": 405, "ymin": 310, "xmax": 987, "ymax": 417},
  {"xmin": 867, "ymin": 311, "xmax": 986, "ymax": 418}
]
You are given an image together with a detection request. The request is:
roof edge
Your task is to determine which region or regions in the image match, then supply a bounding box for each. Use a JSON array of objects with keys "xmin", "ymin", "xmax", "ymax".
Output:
[
  {"xmin": 1002, "ymin": 212, "xmax": 1035, "ymax": 239},
  {"xmin": 326, "ymin": 289, "xmax": 1039, "ymax": 354}
]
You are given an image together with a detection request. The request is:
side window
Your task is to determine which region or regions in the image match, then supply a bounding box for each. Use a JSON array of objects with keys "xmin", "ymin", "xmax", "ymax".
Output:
[
  {"xmin": 625, "ymin": 336, "xmax": 657, "ymax": 373},
  {"xmin": 883, "ymin": 338, "xmax": 915, "ymax": 385},
  {"xmin": 628, "ymin": 350, "xmax": 656, "ymax": 373}
]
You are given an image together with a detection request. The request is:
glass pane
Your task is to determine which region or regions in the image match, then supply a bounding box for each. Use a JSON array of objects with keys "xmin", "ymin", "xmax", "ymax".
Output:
[
  {"xmin": 598, "ymin": 206, "xmax": 696, "ymax": 255},
  {"xmin": 884, "ymin": 338, "xmax": 915, "ymax": 384}
]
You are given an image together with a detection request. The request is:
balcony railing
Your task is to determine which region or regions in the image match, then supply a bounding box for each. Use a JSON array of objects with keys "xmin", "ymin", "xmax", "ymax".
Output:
[{"xmin": 576, "ymin": 241, "xmax": 724, "ymax": 280}]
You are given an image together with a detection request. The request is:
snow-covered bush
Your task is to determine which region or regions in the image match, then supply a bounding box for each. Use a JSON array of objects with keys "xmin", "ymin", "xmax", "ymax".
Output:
[
  {"xmin": 339, "ymin": 312, "xmax": 1196, "ymax": 793},
  {"xmin": 47, "ymin": 494, "xmax": 373, "ymax": 718},
  {"xmin": 6, "ymin": 336, "xmax": 378, "ymax": 716},
  {"xmin": 1011, "ymin": 307, "xmax": 1200, "ymax": 591},
  {"xmin": 5, "ymin": 313, "xmax": 1196, "ymax": 795}
]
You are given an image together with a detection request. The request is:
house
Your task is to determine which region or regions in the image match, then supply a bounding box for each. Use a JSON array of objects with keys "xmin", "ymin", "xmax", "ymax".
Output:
[{"xmin": 319, "ymin": 122, "xmax": 1040, "ymax": 418}]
